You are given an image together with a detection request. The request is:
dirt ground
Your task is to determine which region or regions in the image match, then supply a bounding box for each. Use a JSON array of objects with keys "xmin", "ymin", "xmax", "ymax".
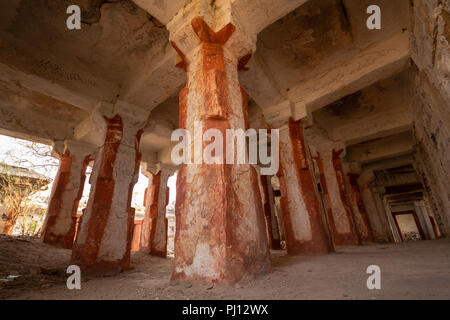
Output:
[{"xmin": 1, "ymin": 234, "xmax": 450, "ymax": 300}]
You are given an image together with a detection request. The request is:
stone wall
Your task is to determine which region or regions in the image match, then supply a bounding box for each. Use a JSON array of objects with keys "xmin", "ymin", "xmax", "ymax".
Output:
[{"xmin": 411, "ymin": 0, "xmax": 450, "ymax": 235}]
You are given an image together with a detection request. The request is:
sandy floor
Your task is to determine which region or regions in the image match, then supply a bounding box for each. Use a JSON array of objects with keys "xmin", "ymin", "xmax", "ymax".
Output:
[{"xmin": 1, "ymin": 234, "xmax": 450, "ymax": 300}]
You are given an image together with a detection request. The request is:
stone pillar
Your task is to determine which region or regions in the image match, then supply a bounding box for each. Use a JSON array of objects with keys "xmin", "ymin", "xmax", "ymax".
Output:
[
  {"xmin": 347, "ymin": 173, "xmax": 374, "ymax": 242},
  {"xmin": 413, "ymin": 201, "xmax": 434, "ymax": 240},
  {"xmin": 271, "ymin": 176, "xmax": 286, "ymax": 243},
  {"xmin": 358, "ymin": 170, "xmax": 392, "ymax": 242},
  {"xmin": 422, "ymin": 197, "xmax": 441, "ymax": 238},
  {"xmin": 169, "ymin": 15, "xmax": 270, "ymax": 284},
  {"xmin": 372, "ymin": 186, "xmax": 398, "ymax": 243},
  {"xmin": 73, "ymin": 212, "xmax": 83, "ymax": 241},
  {"xmin": 313, "ymin": 149, "xmax": 360, "ymax": 246},
  {"xmin": 41, "ymin": 140, "xmax": 95, "ymax": 249},
  {"xmin": 140, "ymin": 171, "xmax": 159, "ymax": 253},
  {"xmin": 140, "ymin": 165, "xmax": 173, "ymax": 257},
  {"xmin": 273, "ymin": 200, "xmax": 285, "ymax": 243},
  {"xmin": 131, "ymin": 220, "xmax": 143, "ymax": 252},
  {"xmin": 260, "ymin": 175, "xmax": 282, "ymax": 250},
  {"xmin": 277, "ymin": 119, "xmax": 333, "ymax": 255},
  {"xmin": 332, "ymin": 150, "xmax": 360, "ymax": 244},
  {"xmin": 71, "ymin": 104, "xmax": 146, "ymax": 276}
]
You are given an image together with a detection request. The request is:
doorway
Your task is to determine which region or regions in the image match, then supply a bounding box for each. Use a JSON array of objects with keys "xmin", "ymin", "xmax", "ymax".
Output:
[{"xmin": 392, "ymin": 210, "xmax": 426, "ymax": 242}]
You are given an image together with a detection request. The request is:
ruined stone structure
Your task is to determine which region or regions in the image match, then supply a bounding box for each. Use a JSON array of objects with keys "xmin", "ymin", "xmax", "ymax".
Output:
[{"xmin": 0, "ymin": 0, "xmax": 448, "ymax": 284}]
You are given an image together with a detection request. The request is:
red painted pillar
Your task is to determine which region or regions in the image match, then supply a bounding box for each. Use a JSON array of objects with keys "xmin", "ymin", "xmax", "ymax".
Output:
[
  {"xmin": 140, "ymin": 172, "xmax": 160, "ymax": 253},
  {"xmin": 312, "ymin": 153, "xmax": 337, "ymax": 246},
  {"xmin": 140, "ymin": 168, "xmax": 171, "ymax": 257},
  {"xmin": 170, "ymin": 17, "xmax": 270, "ymax": 284},
  {"xmin": 73, "ymin": 212, "xmax": 83, "ymax": 242},
  {"xmin": 311, "ymin": 149, "xmax": 360, "ymax": 246},
  {"xmin": 332, "ymin": 149, "xmax": 360, "ymax": 245},
  {"xmin": 260, "ymin": 175, "xmax": 282, "ymax": 250},
  {"xmin": 131, "ymin": 220, "xmax": 143, "ymax": 252},
  {"xmin": 71, "ymin": 114, "xmax": 143, "ymax": 276},
  {"xmin": 41, "ymin": 141, "xmax": 94, "ymax": 249},
  {"xmin": 277, "ymin": 118, "xmax": 333, "ymax": 255},
  {"xmin": 347, "ymin": 173, "xmax": 374, "ymax": 242}
]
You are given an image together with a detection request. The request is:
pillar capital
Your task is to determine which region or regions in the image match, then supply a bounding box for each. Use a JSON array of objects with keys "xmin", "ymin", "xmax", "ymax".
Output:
[
  {"xmin": 345, "ymin": 161, "xmax": 361, "ymax": 175},
  {"xmin": 304, "ymin": 125, "xmax": 347, "ymax": 159},
  {"xmin": 263, "ymin": 100, "xmax": 294, "ymax": 130},
  {"xmin": 158, "ymin": 163, "xmax": 178, "ymax": 176},
  {"xmin": 51, "ymin": 140, "xmax": 67, "ymax": 159},
  {"xmin": 167, "ymin": 0, "xmax": 257, "ymax": 68},
  {"xmin": 141, "ymin": 144, "xmax": 180, "ymax": 178},
  {"xmin": 64, "ymin": 140, "xmax": 97, "ymax": 158},
  {"xmin": 141, "ymin": 163, "xmax": 155, "ymax": 179},
  {"xmin": 112, "ymin": 100, "xmax": 150, "ymax": 129},
  {"xmin": 74, "ymin": 100, "xmax": 149, "ymax": 148},
  {"xmin": 332, "ymin": 144, "xmax": 347, "ymax": 159},
  {"xmin": 143, "ymin": 161, "xmax": 178, "ymax": 178},
  {"xmin": 371, "ymin": 186, "xmax": 386, "ymax": 194},
  {"xmin": 73, "ymin": 102, "xmax": 112, "ymax": 147},
  {"xmin": 263, "ymin": 100, "xmax": 315, "ymax": 131},
  {"xmin": 50, "ymin": 139, "xmax": 96, "ymax": 162}
]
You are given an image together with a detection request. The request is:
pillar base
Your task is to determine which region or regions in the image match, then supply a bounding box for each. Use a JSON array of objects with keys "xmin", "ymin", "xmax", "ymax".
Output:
[
  {"xmin": 171, "ymin": 165, "xmax": 271, "ymax": 285},
  {"xmin": 42, "ymin": 216, "xmax": 77, "ymax": 249}
]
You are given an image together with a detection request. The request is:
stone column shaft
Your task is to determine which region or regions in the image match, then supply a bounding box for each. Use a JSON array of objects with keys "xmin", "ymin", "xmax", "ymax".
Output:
[
  {"xmin": 347, "ymin": 173, "xmax": 374, "ymax": 242},
  {"xmin": 313, "ymin": 150, "xmax": 359, "ymax": 245},
  {"xmin": 140, "ymin": 172, "xmax": 159, "ymax": 253},
  {"xmin": 71, "ymin": 114, "xmax": 143, "ymax": 275},
  {"xmin": 140, "ymin": 168, "xmax": 171, "ymax": 257},
  {"xmin": 131, "ymin": 220, "xmax": 143, "ymax": 252},
  {"xmin": 277, "ymin": 119, "xmax": 333, "ymax": 255},
  {"xmin": 170, "ymin": 17, "xmax": 270, "ymax": 284},
  {"xmin": 152, "ymin": 170, "xmax": 170, "ymax": 257},
  {"xmin": 332, "ymin": 150, "xmax": 360, "ymax": 244},
  {"xmin": 42, "ymin": 141, "xmax": 94, "ymax": 249},
  {"xmin": 260, "ymin": 175, "xmax": 282, "ymax": 250}
]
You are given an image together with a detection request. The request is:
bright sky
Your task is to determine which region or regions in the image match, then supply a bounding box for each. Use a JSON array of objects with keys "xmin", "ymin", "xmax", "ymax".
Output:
[
  {"xmin": 0, "ymin": 135, "xmax": 58, "ymax": 177},
  {"xmin": 0, "ymin": 134, "xmax": 177, "ymax": 211}
]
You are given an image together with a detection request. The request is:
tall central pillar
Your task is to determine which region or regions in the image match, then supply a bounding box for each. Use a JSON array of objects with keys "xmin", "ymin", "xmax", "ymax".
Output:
[
  {"xmin": 71, "ymin": 102, "xmax": 146, "ymax": 276},
  {"xmin": 169, "ymin": 14, "xmax": 270, "ymax": 284}
]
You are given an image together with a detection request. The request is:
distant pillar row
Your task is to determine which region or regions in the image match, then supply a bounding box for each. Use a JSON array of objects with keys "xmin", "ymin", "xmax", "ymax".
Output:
[
  {"xmin": 41, "ymin": 140, "xmax": 95, "ymax": 249},
  {"xmin": 277, "ymin": 118, "xmax": 334, "ymax": 255},
  {"xmin": 70, "ymin": 113, "xmax": 144, "ymax": 276}
]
